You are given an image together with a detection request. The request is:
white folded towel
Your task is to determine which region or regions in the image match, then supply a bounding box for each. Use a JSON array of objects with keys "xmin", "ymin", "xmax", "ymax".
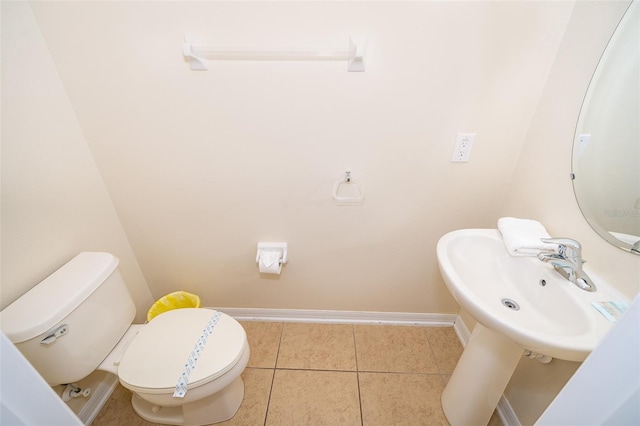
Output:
[{"xmin": 497, "ymin": 217, "xmax": 556, "ymax": 256}]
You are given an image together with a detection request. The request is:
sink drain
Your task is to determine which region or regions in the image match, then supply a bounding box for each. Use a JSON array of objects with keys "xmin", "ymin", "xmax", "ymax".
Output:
[{"xmin": 501, "ymin": 298, "xmax": 520, "ymax": 310}]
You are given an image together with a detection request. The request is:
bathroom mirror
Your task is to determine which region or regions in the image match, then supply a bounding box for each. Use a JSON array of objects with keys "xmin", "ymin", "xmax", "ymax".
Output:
[{"xmin": 572, "ymin": 0, "xmax": 639, "ymax": 254}]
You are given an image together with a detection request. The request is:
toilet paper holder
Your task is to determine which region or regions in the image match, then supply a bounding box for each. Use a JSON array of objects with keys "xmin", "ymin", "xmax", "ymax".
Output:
[{"xmin": 256, "ymin": 242, "xmax": 288, "ymax": 265}]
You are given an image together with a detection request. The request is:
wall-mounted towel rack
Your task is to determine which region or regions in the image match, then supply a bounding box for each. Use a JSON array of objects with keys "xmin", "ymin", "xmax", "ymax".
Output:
[
  {"xmin": 183, "ymin": 37, "xmax": 365, "ymax": 72},
  {"xmin": 333, "ymin": 170, "xmax": 365, "ymax": 206}
]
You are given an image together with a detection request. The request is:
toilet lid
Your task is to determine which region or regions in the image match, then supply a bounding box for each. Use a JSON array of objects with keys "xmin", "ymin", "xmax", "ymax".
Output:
[{"xmin": 118, "ymin": 308, "xmax": 246, "ymax": 393}]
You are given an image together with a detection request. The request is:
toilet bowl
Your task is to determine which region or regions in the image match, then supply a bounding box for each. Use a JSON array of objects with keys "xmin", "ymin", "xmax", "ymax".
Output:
[
  {"xmin": 109, "ymin": 308, "xmax": 250, "ymax": 425},
  {"xmin": 0, "ymin": 252, "xmax": 250, "ymax": 426}
]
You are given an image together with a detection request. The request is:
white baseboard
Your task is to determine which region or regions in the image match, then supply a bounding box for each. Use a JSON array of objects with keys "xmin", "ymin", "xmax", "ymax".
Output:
[
  {"xmin": 454, "ymin": 314, "xmax": 521, "ymax": 426},
  {"xmin": 497, "ymin": 396, "xmax": 521, "ymax": 426},
  {"xmin": 453, "ymin": 314, "xmax": 472, "ymax": 346},
  {"xmin": 79, "ymin": 373, "xmax": 119, "ymax": 425},
  {"xmin": 215, "ymin": 307, "xmax": 457, "ymax": 326}
]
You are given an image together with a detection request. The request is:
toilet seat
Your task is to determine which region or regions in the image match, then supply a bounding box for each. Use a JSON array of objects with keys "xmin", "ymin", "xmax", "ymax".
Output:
[{"xmin": 118, "ymin": 308, "xmax": 246, "ymax": 395}]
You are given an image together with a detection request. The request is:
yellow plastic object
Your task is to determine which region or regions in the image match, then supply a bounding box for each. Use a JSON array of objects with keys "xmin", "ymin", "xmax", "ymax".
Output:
[{"xmin": 146, "ymin": 291, "xmax": 201, "ymax": 322}]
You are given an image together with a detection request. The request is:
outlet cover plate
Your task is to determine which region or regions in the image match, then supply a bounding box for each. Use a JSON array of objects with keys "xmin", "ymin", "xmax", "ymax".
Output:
[{"xmin": 451, "ymin": 133, "xmax": 475, "ymax": 162}]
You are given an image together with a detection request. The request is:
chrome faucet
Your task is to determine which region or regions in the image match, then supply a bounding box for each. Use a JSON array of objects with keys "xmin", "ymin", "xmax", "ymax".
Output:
[{"xmin": 537, "ymin": 237, "xmax": 597, "ymax": 292}]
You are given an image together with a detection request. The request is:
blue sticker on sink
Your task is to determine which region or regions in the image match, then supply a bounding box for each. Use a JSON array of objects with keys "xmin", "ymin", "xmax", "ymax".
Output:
[{"xmin": 591, "ymin": 301, "xmax": 628, "ymax": 322}]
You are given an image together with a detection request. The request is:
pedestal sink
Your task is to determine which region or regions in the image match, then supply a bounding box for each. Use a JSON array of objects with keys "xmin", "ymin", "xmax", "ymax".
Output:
[{"xmin": 436, "ymin": 229, "xmax": 627, "ymax": 425}]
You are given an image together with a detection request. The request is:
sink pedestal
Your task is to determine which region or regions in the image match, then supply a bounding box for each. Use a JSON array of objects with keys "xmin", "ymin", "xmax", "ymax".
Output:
[{"xmin": 442, "ymin": 323, "xmax": 523, "ymax": 426}]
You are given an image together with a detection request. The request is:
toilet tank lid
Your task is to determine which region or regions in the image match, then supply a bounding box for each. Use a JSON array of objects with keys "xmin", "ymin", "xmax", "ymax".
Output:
[{"xmin": 0, "ymin": 252, "xmax": 119, "ymax": 343}]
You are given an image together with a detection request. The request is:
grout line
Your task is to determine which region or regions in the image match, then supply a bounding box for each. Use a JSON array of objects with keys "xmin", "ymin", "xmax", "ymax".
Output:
[
  {"xmin": 273, "ymin": 367, "xmax": 358, "ymax": 373},
  {"xmin": 268, "ymin": 366, "xmax": 443, "ymax": 375},
  {"xmin": 273, "ymin": 322, "xmax": 285, "ymax": 370},
  {"xmin": 352, "ymin": 324, "xmax": 364, "ymax": 426},
  {"xmin": 262, "ymin": 321, "xmax": 285, "ymax": 426},
  {"xmin": 354, "ymin": 369, "xmax": 444, "ymax": 376},
  {"xmin": 422, "ymin": 326, "xmax": 445, "ymax": 375}
]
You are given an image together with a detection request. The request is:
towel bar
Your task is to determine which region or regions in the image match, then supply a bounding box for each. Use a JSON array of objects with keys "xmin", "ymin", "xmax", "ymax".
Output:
[{"xmin": 183, "ymin": 37, "xmax": 365, "ymax": 72}]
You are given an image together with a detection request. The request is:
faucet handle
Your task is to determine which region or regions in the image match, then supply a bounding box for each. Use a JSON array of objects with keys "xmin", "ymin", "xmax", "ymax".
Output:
[
  {"xmin": 541, "ymin": 237, "xmax": 583, "ymax": 260},
  {"xmin": 540, "ymin": 237, "xmax": 581, "ymax": 250}
]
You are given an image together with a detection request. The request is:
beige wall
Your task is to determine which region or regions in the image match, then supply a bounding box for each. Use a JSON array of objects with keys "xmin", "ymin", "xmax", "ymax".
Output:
[
  {"xmin": 26, "ymin": 0, "xmax": 575, "ymax": 313},
  {"xmin": 1, "ymin": 2, "xmax": 154, "ymax": 323}
]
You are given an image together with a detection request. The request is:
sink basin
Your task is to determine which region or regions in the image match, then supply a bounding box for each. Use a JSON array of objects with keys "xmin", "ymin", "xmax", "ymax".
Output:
[
  {"xmin": 437, "ymin": 229, "xmax": 628, "ymax": 425},
  {"xmin": 437, "ymin": 228, "xmax": 622, "ymax": 362}
]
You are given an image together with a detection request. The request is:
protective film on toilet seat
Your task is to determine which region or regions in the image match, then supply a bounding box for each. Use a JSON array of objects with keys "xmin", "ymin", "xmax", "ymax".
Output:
[{"xmin": 173, "ymin": 310, "xmax": 222, "ymax": 398}]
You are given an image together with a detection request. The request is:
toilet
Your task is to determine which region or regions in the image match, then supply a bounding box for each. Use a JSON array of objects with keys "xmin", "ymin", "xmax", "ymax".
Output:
[{"xmin": 0, "ymin": 252, "xmax": 250, "ymax": 426}]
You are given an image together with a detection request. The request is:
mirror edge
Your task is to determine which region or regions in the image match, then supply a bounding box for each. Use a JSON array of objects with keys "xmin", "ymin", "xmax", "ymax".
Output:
[{"xmin": 571, "ymin": 0, "xmax": 640, "ymax": 255}]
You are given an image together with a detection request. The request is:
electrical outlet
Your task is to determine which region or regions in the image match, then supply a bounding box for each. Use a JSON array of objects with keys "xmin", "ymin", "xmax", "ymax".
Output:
[{"xmin": 451, "ymin": 133, "xmax": 475, "ymax": 162}]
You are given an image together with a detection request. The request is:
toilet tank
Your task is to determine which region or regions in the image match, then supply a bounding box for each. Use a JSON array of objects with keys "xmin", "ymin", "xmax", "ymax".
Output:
[{"xmin": 0, "ymin": 252, "xmax": 136, "ymax": 386}]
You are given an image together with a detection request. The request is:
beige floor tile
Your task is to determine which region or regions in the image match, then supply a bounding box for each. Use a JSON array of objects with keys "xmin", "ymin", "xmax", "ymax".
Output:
[
  {"xmin": 240, "ymin": 321, "xmax": 283, "ymax": 368},
  {"xmin": 218, "ymin": 368, "xmax": 274, "ymax": 426},
  {"xmin": 276, "ymin": 323, "xmax": 356, "ymax": 371},
  {"xmin": 92, "ymin": 384, "xmax": 160, "ymax": 426},
  {"xmin": 266, "ymin": 369, "xmax": 361, "ymax": 426},
  {"xmin": 441, "ymin": 374, "xmax": 451, "ymax": 386},
  {"xmin": 355, "ymin": 325, "xmax": 439, "ymax": 373},
  {"xmin": 424, "ymin": 327, "xmax": 463, "ymax": 374},
  {"xmin": 359, "ymin": 372, "xmax": 448, "ymax": 426}
]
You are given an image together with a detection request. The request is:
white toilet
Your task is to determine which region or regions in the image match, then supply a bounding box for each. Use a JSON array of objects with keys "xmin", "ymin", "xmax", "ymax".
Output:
[{"xmin": 0, "ymin": 252, "xmax": 250, "ymax": 426}]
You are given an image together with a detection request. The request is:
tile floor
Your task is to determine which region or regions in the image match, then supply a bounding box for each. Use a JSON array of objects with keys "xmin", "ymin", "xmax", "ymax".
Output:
[{"xmin": 93, "ymin": 321, "xmax": 503, "ymax": 426}]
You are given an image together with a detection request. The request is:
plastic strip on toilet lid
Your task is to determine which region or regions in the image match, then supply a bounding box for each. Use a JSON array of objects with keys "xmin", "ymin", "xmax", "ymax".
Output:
[
  {"xmin": 117, "ymin": 308, "xmax": 246, "ymax": 394},
  {"xmin": 172, "ymin": 311, "xmax": 221, "ymax": 398}
]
